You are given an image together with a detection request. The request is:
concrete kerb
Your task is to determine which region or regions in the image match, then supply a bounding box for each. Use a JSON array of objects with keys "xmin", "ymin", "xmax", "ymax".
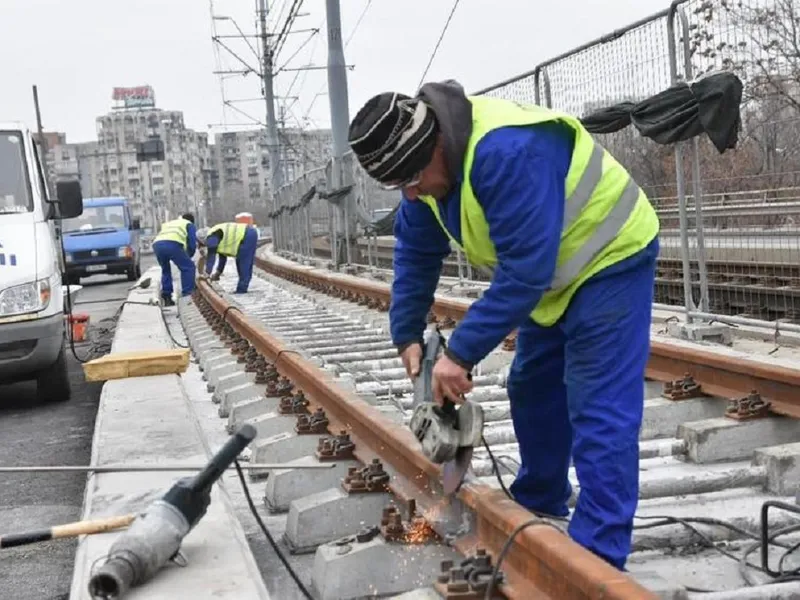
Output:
[
  {"xmin": 69, "ymin": 268, "xmax": 270, "ymax": 600},
  {"xmin": 312, "ymin": 535, "xmax": 461, "ymax": 600},
  {"xmin": 753, "ymin": 441, "xmax": 800, "ymax": 495},
  {"xmin": 264, "ymin": 456, "xmax": 360, "ymax": 513},
  {"xmin": 678, "ymin": 416, "xmax": 800, "ymax": 463},
  {"xmin": 284, "ymin": 487, "xmax": 392, "ymax": 554}
]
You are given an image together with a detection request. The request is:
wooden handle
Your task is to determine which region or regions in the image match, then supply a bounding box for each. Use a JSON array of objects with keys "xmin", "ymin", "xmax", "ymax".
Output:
[
  {"xmin": 1, "ymin": 514, "xmax": 136, "ymax": 549},
  {"xmin": 52, "ymin": 514, "xmax": 136, "ymax": 539}
]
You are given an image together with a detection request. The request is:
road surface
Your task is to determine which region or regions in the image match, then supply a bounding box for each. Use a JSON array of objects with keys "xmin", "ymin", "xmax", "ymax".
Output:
[{"xmin": 0, "ymin": 258, "xmax": 154, "ymax": 600}]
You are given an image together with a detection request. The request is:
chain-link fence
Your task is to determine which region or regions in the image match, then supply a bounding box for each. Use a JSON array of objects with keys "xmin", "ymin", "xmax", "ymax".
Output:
[
  {"xmin": 271, "ymin": 0, "xmax": 800, "ymax": 328},
  {"xmin": 671, "ymin": 0, "xmax": 800, "ymax": 323}
]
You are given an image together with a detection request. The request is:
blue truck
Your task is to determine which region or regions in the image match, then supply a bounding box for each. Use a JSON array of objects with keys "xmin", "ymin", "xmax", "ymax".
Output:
[{"xmin": 62, "ymin": 196, "xmax": 142, "ymax": 284}]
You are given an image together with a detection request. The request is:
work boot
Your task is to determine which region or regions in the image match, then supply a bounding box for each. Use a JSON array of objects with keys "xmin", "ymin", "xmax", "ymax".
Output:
[{"xmin": 162, "ymin": 296, "xmax": 175, "ymax": 307}]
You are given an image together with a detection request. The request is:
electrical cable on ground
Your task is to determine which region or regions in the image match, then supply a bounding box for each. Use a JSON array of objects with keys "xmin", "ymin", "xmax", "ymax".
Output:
[
  {"xmin": 480, "ymin": 440, "xmax": 800, "ymax": 592},
  {"xmin": 233, "ymin": 459, "xmax": 313, "ymax": 599}
]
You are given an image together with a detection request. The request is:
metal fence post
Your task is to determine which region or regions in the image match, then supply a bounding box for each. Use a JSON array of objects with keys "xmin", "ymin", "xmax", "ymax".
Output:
[
  {"xmin": 675, "ymin": 4, "xmax": 709, "ymax": 314},
  {"xmin": 667, "ymin": 3, "xmax": 698, "ymax": 320}
]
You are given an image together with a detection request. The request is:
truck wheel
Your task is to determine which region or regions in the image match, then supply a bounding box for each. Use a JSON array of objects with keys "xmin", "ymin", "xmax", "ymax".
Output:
[
  {"xmin": 36, "ymin": 346, "xmax": 71, "ymax": 403},
  {"xmin": 127, "ymin": 265, "xmax": 138, "ymax": 281},
  {"xmin": 135, "ymin": 262, "xmax": 142, "ymax": 279}
]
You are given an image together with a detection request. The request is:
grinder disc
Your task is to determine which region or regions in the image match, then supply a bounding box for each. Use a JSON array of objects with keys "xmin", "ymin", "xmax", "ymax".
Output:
[{"xmin": 442, "ymin": 445, "xmax": 473, "ymax": 496}]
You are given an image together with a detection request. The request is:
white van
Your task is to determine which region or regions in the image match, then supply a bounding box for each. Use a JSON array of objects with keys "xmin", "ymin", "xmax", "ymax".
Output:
[{"xmin": 0, "ymin": 123, "xmax": 83, "ymax": 401}]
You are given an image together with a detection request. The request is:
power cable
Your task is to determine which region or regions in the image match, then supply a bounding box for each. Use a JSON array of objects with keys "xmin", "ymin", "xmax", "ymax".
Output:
[
  {"xmin": 233, "ymin": 459, "xmax": 313, "ymax": 599},
  {"xmin": 416, "ymin": 0, "xmax": 462, "ymax": 89},
  {"xmin": 272, "ymin": 0, "xmax": 304, "ymax": 61},
  {"xmin": 481, "ymin": 443, "xmax": 800, "ymax": 594}
]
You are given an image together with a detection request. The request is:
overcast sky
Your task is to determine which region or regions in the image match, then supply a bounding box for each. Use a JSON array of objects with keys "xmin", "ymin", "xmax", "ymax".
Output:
[{"xmin": 2, "ymin": 0, "xmax": 668, "ymax": 144}]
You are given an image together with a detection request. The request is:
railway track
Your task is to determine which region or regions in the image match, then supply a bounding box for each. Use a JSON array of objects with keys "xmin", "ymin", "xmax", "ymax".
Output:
[
  {"xmin": 183, "ymin": 250, "xmax": 800, "ymax": 599},
  {"xmin": 308, "ymin": 237, "xmax": 800, "ymax": 322}
]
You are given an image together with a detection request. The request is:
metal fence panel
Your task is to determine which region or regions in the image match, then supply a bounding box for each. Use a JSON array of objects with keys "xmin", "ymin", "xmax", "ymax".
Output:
[
  {"xmin": 270, "ymin": 0, "xmax": 800, "ymax": 327},
  {"xmin": 478, "ymin": 10, "xmax": 695, "ymax": 311},
  {"xmin": 669, "ymin": 0, "xmax": 800, "ymax": 322}
]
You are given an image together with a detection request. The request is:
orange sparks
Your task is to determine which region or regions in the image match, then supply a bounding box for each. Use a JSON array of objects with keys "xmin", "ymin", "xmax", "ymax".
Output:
[{"xmin": 403, "ymin": 517, "xmax": 437, "ymax": 544}]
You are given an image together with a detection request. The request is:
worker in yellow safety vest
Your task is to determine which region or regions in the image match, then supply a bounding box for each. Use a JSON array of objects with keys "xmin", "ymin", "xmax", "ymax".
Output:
[
  {"xmin": 347, "ymin": 80, "xmax": 660, "ymax": 571},
  {"xmin": 203, "ymin": 221, "xmax": 258, "ymax": 293},
  {"xmin": 152, "ymin": 213, "xmax": 197, "ymax": 306}
]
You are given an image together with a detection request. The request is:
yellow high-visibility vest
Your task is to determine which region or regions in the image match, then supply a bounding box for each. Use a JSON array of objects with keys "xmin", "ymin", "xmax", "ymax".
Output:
[
  {"xmin": 154, "ymin": 218, "xmax": 191, "ymax": 249},
  {"xmin": 420, "ymin": 95, "xmax": 659, "ymax": 326},
  {"xmin": 208, "ymin": 222, "xmax": 248, "ymax": 257}
]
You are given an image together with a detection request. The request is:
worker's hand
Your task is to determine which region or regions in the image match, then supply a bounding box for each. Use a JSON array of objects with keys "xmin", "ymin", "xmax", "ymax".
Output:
[
  {"xmin": 399, "ymin": 343, "xmax": 422, "ymax": 379},
  {"xmin": 197, "ymin": 273, "xmax": 208, "ymax": 281},
  {"xmin": 432, "ymin": 355, "xmax": 473, "ymax": 406},
  {"xmin": 210, "ymin": 272, "xmax": 221, "ymax": 282}
]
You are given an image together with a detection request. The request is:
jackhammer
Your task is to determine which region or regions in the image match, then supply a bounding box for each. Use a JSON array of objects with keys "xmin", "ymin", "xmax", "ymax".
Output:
[{"xmin": 87, "ymin": 424, "xmax": 257, "ymax": 599}]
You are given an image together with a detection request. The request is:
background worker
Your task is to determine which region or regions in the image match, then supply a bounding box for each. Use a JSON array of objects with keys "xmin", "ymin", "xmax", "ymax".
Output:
[
  {"xmin": 347, "ymin": 81, "xmax": 660, "ymax": 571},
  {"xmin": 204, "ymin": 221, "xmax": 258, "ymax": 293},
  {"xmin": 152, "ymin": 212, "xmax": 197, "ymax": 306}
]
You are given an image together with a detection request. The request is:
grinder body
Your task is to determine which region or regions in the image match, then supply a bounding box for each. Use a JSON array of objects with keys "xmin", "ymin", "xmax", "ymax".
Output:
[{"xmin": 408, "ymin": 328, "xmax": 484, "ymax": 494}]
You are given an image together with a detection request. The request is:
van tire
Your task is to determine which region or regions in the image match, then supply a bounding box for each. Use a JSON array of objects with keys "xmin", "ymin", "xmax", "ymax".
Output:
[
  {"xmin": 127, "ymin": 260, "xmax": 142, "ymax": 281},
  {"xmin": 36, "ymin": 347, "xmax": 71, "ymax": 403}
]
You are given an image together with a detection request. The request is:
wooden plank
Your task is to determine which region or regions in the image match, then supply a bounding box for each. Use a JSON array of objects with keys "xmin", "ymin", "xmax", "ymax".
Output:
[{"xmin": 82, "ymin": 349, "xmax": 190, "ymax": 382}]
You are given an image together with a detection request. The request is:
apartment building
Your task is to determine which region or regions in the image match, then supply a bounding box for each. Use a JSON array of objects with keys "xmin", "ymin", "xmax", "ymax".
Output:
[
  {"xmin": 44, "ymin": 87, "xmax": 212, "ymax": 231},
  {"xmin": 213, "ymin": 126, "xmax": 333, "ymax": 222}
]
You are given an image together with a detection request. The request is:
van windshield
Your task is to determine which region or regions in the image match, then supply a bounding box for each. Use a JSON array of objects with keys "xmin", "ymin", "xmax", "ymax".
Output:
[
  {"xmin": 0, "ymin": 131, "xmax": 33, "ymax": 214},
  {"xmin": 63, "ymin": 205, "xmax": 127, "ymax": 233}
]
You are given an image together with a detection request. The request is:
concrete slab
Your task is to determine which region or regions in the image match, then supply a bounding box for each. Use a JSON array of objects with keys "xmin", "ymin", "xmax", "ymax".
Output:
[
  {"xmin": 251, "ymin": 432, "xmax": 321, "ymax": 468},
  {"xmin": 629, "ymin": 571, "xmax": 687, "ymax": 599},
  {"xmin": 679, "ymin": 417, "xmax": 800, "ymax": 463},
  {"xmin": 753, "ymin": 442, "xmax": 800, "ymax": 495},
  {"xmin": 312, "ymin": 536, "xmax": 460, "ymax": 600},
  {"xmin": 219, "ymin": 382, "xmax": 260, "ymax": 418},
  {"xmin": 69, "ymin": 278, "xmax": 269, "ymax": 600},
  {"xmin": 264, "ymin": 456, "xmax": 359, "ymax": 513},
  {"xmin": 211, "ymin": 371, "xmax": 254, "ymax": 403},
  {"xmin": 205, "ymin": 360, "xmax": 240, "ymax": 391},
  {"xmin": 388, "ymin": 589, "xmax": 442, "ymax": 600},
  {"xmin": 227, "ymin": 395, "xmax": 280, "ymax": 430},
  {"xmin": 246, "ymin": 411, "xmax": 298, "ymax": 441},
  {"xmin": 197, "ymin": 349, "xmax": 231, "ymax": 373},
  {"xmin": 641, "ymin": 397, "xmax": 726, "ymax": 440},
  {"xmin": 284, "ymin": 487, "xmax": 390, "ymax": 553}
]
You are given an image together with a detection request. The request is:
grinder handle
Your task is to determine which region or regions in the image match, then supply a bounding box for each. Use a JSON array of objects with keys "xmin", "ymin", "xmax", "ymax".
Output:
[{"xmin": 435, "ymin": 371, "xmax": 473, "ymax": 421}]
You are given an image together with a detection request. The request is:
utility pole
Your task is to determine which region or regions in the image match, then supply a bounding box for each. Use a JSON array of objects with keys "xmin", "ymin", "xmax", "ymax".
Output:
[
  {"xmin": 258, "ymin": 0, "xmax": 283, "ymax": 216},
  {"xmin": 325, "ymin": 0, "xmax": 354, "ymax": 265},
  {"xmin": 32, "ymin": 85, "xmax": 53, "ymax": 199}
]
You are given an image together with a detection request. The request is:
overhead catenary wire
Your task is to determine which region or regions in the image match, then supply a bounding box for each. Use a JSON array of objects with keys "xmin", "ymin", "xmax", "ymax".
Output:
[
  {"xmin": 272, "ymin": 0, "xmax": 305, "ymax": 61},
  {"xmin": 416, "ymin": 0, "xmax": 462, "ymax": 89}
]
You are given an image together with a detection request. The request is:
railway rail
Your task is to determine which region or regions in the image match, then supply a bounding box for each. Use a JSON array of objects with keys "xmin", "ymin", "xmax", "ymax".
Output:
[
  {"xmin": 184, "ymin": 249, "xmax": 800, "ymax": 598},
  {"xmin": 307, "ymin": 237, "xmax": 800, "ymax": 322}
]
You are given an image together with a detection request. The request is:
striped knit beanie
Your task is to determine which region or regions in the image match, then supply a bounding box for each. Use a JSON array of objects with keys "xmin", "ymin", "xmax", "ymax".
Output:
[{"xmin": 348, "ymin": 92, "xmax": 438, "ymax": 185}]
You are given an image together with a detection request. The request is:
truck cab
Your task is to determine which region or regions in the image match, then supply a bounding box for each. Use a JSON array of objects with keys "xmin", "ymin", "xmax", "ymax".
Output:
[
  {"xmin": 0, "ymin": 123, "xmax": 83, "ymax": 402},
  {"xmin": 62, "ymin": 196, "xmax": 142, "ymax": 284}
]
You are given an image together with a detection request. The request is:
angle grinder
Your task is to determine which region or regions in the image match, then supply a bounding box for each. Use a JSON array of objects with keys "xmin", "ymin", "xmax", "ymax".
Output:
[{"xmin": 408, "ymin": 327, "xmax": 484, "ymax": 495}]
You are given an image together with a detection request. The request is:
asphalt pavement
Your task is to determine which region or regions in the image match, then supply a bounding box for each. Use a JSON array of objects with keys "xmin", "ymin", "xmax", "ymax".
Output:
[{"xmin": 0, "ymin": 256, "xmax": 155, "ymax": 600}]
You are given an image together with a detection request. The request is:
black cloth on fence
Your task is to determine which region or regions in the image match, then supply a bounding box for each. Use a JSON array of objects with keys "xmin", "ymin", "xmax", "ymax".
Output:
[
  {"xmin": 366, "ymin": 204, "xmax": 400, "ymax": 237},
  {"xmin": 580, "ymin": 71, "xmax": 743, "ymax": 154}
]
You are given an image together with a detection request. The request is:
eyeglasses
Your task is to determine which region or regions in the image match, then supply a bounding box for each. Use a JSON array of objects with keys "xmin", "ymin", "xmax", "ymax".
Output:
[{"xmin": 379, "ymin": 170, "xmax": 422, "ymax": 191}]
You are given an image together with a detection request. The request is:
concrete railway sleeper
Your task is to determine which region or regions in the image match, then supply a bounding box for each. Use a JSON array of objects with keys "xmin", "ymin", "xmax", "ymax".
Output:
[
  {"xmin": 183, "ymin": 278, "xmax": 653, "ymax": 599},
  {"xmin": 193, "ymin": 248, "xmax": 800, "ymax": 598}
]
